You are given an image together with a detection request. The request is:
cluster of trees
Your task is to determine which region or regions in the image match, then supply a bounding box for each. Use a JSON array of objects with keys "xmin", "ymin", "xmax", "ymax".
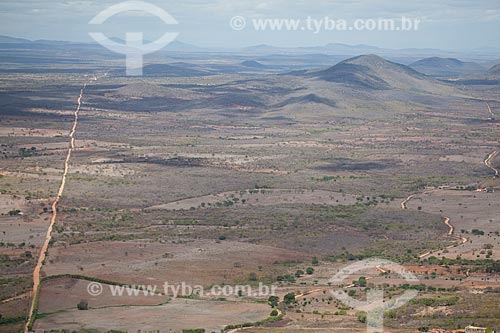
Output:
[
  {"xmin": 268, "ymin": 292, "xmax": 296, "ymax": 308},
  {"xmin": 18, "ymin": 147, "xmax": 37, "ymax": 157}
]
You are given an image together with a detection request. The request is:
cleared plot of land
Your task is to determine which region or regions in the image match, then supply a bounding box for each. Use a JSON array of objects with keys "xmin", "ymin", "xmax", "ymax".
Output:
[
  {"xmin": 44, "ymin": 240, "xmax": 308, "ymax": 286},
  {"xmin": 38, "ymin": 277, "xmax": 168, "ymax": 314},
  {"xmin": 0, "ymin": 215, "xmax": 50, "ymax": 248},
  {"xmin": 35, "ymin": 298, "xmax": 269, "ymax": 332},
  {"xmin": 0, "ymin": 127, "xmax": 65, "ymax": 138}
]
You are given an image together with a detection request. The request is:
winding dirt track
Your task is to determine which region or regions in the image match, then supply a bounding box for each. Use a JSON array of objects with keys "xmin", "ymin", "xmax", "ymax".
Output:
[
  {"xmin": 443, "ymin": 217, "xmax": 453, "ymax": 236},
  {"xmin": 484, "ymin": 104, "xmax": 499, "ymax": 177},
  {"xmin": 400, "ymin": 194, "xmax": 415, "ymax": 210},
  {"xmin": 400, "ymin": 192, "xmax": 461, "ymax": 259},
  {"xmin": 24, "ymin": 80, "xmax": 89, "ymax": 333},
  {"xmin": 410, "ymin": 103, "xmax": 499, "ymax": 259},
  {"xmin": 485, "ymin": 150, "xmax": 499, "ymax": 177}
]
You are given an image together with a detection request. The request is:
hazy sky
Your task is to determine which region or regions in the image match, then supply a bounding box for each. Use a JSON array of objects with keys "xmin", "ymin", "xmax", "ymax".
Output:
[{"xmin": 1, "ymin": 0, "xmax": 499, "ymax": 50}]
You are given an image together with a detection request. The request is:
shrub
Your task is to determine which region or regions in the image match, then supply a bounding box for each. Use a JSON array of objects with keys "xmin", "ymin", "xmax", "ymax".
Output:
[
  {"xmin": 295, "ymin": 270, "xmax": 305, "ymax": 277},
  {"xmin": 8, "ymin": 210, "xmax": 21, "ymax": 216},
  {"xmin": 356, "ymin": 311, "xmax": 367, "ymax": 323},
  {"xmin": 77, "ymin": 300, "xmax": 88, "ymax": 310},
  {"xmin": 268, "ymin": 296, "xmax": 279, "ymax": 307}
]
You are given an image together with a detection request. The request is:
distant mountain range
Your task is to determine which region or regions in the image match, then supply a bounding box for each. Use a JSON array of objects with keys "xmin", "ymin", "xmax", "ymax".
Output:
[
  {"xmin": 1, "ymin": 35, "xmax": 499, "ymax": 61},
  {"xmin": 0, "ymin": 35, "xmax": 32, "ymax": 43},
  {"xmin": 409, "ymin": 57, "xmax": 486, "ymax": 77},
  {"xmin": 1, "ymin": 34, "xmax": 500, "ymax": 82},
  {"xmin": 241, "ymin": 43, "xmax": 500, "ymax": 62}
]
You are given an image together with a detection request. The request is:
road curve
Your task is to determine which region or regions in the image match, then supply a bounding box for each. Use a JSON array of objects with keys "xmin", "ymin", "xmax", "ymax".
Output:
[
  {"xmin": 400, "ymin": 192, "xmax": 465, "ymax": 260},
  {"xmin": 485, "ymin": 150, "xmax": 499, "ymax": 177},
  {"xmin": 443, "ymin": 217, "xmax": 453, "ymax": 236},
  {"xmin": 24, "ymin": 80, "xmax": 89, "ymax": 333},
  {"xmin": 400, "ymin": 194, "xmax": 415, "ymax": 210}
]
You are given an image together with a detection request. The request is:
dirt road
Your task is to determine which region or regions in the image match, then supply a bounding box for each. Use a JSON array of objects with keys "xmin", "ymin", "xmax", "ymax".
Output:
[
  {"xmin": 400, "ymin": 192, "xmax": 464, "ymax": 259},
  {"xmin": 484, "ymin": 103, "xmax": 499, "ymax": 176},
  {"xmin": 400, "ymin": 194, "xmax": 415, "ymax": 210},
  {"xmin": 485, "ymin": 150, "xmax": 499, "ymax": 177},
  {"xmin": 24, "ymin": 80, "xmax": 89, "ymax": 333},
  {"xmin": 487, "ymin": 103, "xmax": 496, "ymax": 118},
  {"xmin": 443, "ymin": 217, "xmax": 453, "ymax": 236}
]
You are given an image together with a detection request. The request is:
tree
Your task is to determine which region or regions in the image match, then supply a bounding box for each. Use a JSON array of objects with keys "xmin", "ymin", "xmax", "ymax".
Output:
[
  {"xmin": 312, "ymin": 256, "xmax": 319, "ymax": 265},
  {"xmin": 284, "ymin": 292, "xmax": 296, "ymax": 305},
  {"xmin": 268, "ymin": 296, "xmax": 279, "ymax": 307},
  {"xmin": 306, "ymin": 267, "xmax": 315, "ymax": 275},
  {"xmin": 356, "ymin": 311, "xmax": 367, "ymax": 323},
  {"xmin": 358, "ymin": 276, "xmax": 367, "ymax": 287},
  {"xmin": 295, "ymin": 270, "xmax": 305, "ymax": 277},
  {"xmin": 8, "ymin": 210, "xmax": 21, "ymax": 216},
  {"xmin": 77, "ymin": 300, "xmax": 88, "ymax": 310},
  {"xmin": 270, "ymin": 309, "xmax": 279, "ymax": 316}
]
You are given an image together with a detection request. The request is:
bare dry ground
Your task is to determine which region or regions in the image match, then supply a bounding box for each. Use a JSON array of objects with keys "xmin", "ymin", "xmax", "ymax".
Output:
[
  {"xmin": 44, "ymin": 240, "xmax": 308, "ymax": 286},
  {"xmin": 35, "ymin": 298, "xmax": 270, "ymax": 332},
  {"xmin": 38, "ymin": 277, "xmax": 167, "ymax": 313}
]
